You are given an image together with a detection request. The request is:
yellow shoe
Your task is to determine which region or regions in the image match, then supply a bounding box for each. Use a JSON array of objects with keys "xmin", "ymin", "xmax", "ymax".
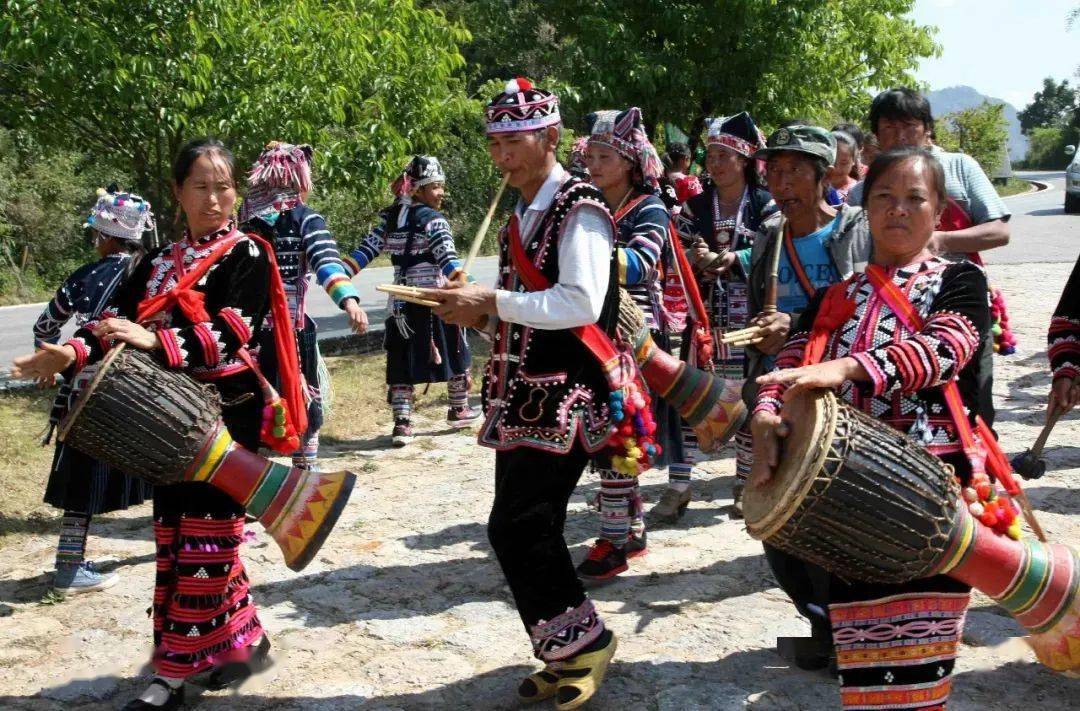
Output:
[
  {"xmin": 553, "ymin": 631, "xmax": 618, "ymax": 710},
  {"xmin": 517, "ymin": 666, "xmax": 560, "ymax": 704}
]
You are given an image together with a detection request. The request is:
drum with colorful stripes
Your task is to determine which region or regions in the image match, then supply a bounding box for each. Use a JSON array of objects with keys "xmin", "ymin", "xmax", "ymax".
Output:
[
  {"xmin": 60, "ymin": 345, "xmax": 355, "ymax": 572},
  {"xmin": 744, "ymin": 389, "xmax": 1080, "ymax": 674}
]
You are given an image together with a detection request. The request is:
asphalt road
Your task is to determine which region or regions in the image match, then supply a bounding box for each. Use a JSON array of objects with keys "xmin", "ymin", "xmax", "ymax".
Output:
[
  {"xmin": 0, "ymin": 257, "xmax": 500, "ymax": 373},
  {"xmin": 984, "ymin": 171, "xmax": 1079, "ymax": 265},
  {"xmin": 1, "ymin": 171, "xmax": 1076, "ymax": 371}
]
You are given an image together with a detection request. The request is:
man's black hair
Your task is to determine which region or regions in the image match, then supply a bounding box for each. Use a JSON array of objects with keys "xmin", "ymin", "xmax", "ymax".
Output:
[{"xmin": 868, "ymin": 88, "xmax": 934, "ymax": 135}]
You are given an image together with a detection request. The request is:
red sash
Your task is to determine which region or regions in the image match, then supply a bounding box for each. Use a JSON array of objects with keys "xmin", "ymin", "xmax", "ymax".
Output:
[
  {"xmin": 612, "ymin": 193, "xmax": 652, "ymax": 224},
  {"xmin": 799, "ymin": 281, "xmax": 856, "ymax": 368},
  {"xmin": 938, "ymin": 197, "xmax": 984, "ymax": 267},
  {"xmin": 506, "ymin": 215, "xmax": 628, "ymax": 388},
  {"xmin": 136, "ymin": 229, "xmax": 307, "ymax": 453}
]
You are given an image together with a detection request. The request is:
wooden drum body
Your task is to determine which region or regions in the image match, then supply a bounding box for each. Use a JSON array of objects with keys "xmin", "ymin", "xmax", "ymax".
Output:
[
  {"xmin": 744, "ymin": 390, "xmax": 959, "ymax": 584},
  {"xmin": 61, "ymin": 345, "xmax": 222, "ymax": 484},
  {"xmin": 60, "ymin": 346, "xmax": 356, "ymax": 572}
]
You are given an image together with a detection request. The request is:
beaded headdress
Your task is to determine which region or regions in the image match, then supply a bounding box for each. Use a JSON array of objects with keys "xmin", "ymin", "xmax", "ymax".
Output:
[
  {"xmin": 84, "ymin": 188, "xmax": 154, "ymax": 242},
  {"xmin": 706, "ymin": 112, "xmax": 766, "ymax": 158},
  {"xmin": 585, "ymin": 107, "xmax": 664, "ymax": 187},
  {"xmin": 485, "ymin": 77, "xmax": 561, "ymax": 135}
]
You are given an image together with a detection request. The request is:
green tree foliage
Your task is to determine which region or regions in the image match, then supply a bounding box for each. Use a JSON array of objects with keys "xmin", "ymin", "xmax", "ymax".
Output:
[
  {"xmin": 0, "ymin": 0, "xmax": 472, "ymax": 238},
  {"xmin": 935, "ymin": 102, "xmax": 1009, "ymax": 176},
  {"xmin": 0, "ymin": 129, "xmax": 129, "ymax": 303},
  {"xmin": 1018, "ymin": 77, "xmax": 1078, "ymax": 134},
  {"xmin": 1022, "ymin": 125, "xmax": 1080, "ymax": 170},
  {"xmin": 432, "ymin": 0, "xmax": 938, "ymax": 146}
]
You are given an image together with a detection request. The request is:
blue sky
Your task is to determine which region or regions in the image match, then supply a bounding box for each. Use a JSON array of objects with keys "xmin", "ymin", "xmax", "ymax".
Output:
[{"xmin": 912, "ymin": 0, "xmax": 1080, "ymax": 109}]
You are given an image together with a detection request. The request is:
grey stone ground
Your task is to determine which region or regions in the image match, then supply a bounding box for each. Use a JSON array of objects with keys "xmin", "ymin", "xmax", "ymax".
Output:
[{"xmin": 1, "ymin": 262, "xmax": 1078, "ymax": 709}]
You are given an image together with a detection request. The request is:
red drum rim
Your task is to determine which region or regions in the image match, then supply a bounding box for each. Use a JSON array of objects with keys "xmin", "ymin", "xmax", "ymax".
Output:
[
  {"xmin": 743, "ymin": 389, "xmax": 838, "ymax": 541},
  {"xmin": 58, "ymin": 343, "xmax": 128, "ymax": 443}
]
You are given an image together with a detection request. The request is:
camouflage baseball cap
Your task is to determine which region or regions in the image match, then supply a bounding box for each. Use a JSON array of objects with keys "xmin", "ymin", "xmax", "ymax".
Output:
[{"xmin": 753, "ymin": 125, "xmax": 837, "ymax": 165}]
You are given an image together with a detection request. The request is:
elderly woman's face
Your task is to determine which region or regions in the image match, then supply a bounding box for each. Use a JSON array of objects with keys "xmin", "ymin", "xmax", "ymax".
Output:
[{"xmin": 866, "ymin": 157, "xmax": 942, "ymax": 256}]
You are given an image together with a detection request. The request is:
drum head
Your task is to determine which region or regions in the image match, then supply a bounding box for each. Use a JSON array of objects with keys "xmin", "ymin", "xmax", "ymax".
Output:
[
  {"xmin": 744, "ymin": 389, "xmax": 838, "ymax": 540},
  {"xmin": 57, "ymin": 344, "xmax": 127, "ymax": 442}
]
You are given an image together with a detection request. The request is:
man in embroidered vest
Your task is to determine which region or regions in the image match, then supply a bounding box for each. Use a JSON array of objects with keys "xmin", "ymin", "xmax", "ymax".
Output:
[{"xmin": 424, "ymin": 77, "xmax": 619, "ymax": 709}]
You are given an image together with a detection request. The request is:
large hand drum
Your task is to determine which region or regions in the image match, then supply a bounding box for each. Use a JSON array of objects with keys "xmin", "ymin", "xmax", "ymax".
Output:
[
  {"xmin": 744, "ymin": 389, "xmax": 1080, "ymax": 674},
  {"xmin": 743, "ymin": 388, "xmax": 959, "ymax": 582},
  {"xmin": 59, "ymin": 346, "xmax": 356, "ymax": 572}
]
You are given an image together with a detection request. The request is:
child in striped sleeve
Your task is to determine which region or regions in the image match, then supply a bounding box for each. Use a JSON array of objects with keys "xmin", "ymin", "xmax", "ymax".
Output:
[
  {"xmin": 241, "ymin": 142, "xmax": 365, "ymax": 471},
  {"xmin": 344, "ymin": 155, "xmax": 478, "ymax": 446}
]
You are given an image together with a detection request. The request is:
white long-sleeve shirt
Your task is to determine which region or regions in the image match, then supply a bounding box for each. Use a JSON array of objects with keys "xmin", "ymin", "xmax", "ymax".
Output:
[{"xmin": 494, "ymin": 163, "xmax": 614, "ymax": 330}]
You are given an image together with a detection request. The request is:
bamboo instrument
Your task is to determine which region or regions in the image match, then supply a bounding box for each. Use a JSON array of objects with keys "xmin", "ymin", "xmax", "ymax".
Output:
[
  {"xmin": 375, "ymin": 283, "xmax": 441, "ymax": 307},
  {"xmin": 459, "ymin": 173, "xmax": 510, "ymax": 278},
  {"xmin": 720, "ymin": 216, "xmax": 786, "ymax": 346}
]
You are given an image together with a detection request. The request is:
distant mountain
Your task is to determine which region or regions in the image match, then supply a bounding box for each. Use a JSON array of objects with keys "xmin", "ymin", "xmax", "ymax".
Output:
[{"xmin": 927, "ymin": 86, "xmax": 1028, "ymax": 161}]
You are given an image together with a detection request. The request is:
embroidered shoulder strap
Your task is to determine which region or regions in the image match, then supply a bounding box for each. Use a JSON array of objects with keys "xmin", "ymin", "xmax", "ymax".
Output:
[
  {"xmin": 799, "ymin": 279, "xmax": 857, "ymax": 367},
  {"xmin": 863, "ymin": 264, "xmax": 1021, "ymax": 492},
  {"xmin": 612, "ymin": 193, "xmax": 652, "ymax": 224}
]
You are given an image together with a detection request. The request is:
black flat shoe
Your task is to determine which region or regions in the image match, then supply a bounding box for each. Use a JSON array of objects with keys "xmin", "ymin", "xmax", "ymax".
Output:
[
  {"xmin": 198, "ymin": 635, "xmax": 273, "ymax": 690},
  {"xmin": 121, "ymin": 679, "xmax": 185, "ymax": 710}
]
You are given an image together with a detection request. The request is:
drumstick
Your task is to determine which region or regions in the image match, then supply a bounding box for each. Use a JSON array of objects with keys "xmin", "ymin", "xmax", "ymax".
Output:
[
  {"xmin": 1015, "ymin": 489, "xmax": 1048, "ymax": 543},
  {"xmin": 375, "ymin": 284, "xmax": 441, "ymax": 308},
  {"xmin": 762, "ymin": 215, "xmax": 786, "ymax": 316},
  {"xmin": 460, "ymin": 173, "xmax": 510, "ymax": 277},
  {"xmin": 720, "ymin": 325, "xmax": 761, "ymax": 343},
  {"xmin": 724, "ymin": 335, "xmax": 764, "ymax": 347}
]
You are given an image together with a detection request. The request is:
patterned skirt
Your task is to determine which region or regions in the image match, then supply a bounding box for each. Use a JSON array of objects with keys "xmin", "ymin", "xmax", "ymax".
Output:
[
  {"xmin": 830, "ymin": 575, "xmax": 970, "ymax": 710},
  {"xmin": 44, "ymin": 442, "xmax": 152, "ymax": 515},
  {"xmin": 384, "ymin": 302, "xmax": 471, "ymax": 385},
  {"xmin": 150, "ymin": 378, "xmax": 265, "ymax": 678},
  {"xmin": 650, "ymin": 329, "xmax": 686, "ymax": 468}
]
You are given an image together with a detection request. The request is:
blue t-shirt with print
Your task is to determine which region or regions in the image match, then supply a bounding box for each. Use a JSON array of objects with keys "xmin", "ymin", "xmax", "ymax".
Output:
[{"xmin": 775, "ymin": 213, "xmax": 842, "ymax": 316}]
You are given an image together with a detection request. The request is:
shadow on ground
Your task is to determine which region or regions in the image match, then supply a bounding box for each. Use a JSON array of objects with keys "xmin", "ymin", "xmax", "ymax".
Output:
[{"xmin": 10, "ymin": 653, "xmax": 1077, "ymax": 710}]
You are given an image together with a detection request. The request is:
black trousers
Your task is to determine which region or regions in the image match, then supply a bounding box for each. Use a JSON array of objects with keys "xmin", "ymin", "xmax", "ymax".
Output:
[
  {"xmin": 763, "ymin": 543, "xmax": 832, "ymax": 643},
  {"xmin": 488, "ymin": 444, "xmax": 592, "ymax": 630}
]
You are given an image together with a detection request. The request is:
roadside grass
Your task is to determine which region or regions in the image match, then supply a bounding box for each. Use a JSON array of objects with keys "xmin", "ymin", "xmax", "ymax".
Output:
[
  {"xmin": 320, "ymin": 337, "xmax": 489, "ymax": 441},
  {"xmin": 0, "ymin": 337, "xmax": 491, "ymax": 541},
  {"xmin": 995, "ymin": 178, "xmax": 1032, "ymax": 197},
  {"xmin": 0, "ymin": 387, "xmax": 62, "ymax": 540}
]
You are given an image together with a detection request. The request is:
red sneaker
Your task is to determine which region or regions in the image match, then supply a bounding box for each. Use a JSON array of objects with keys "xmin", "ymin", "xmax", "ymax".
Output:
[{"xmin": 576, "ymin": 539, "xmax": 628, "ymax": 581}]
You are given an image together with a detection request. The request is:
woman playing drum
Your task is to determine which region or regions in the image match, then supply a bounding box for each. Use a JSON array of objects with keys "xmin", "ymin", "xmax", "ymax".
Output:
[
  {"xmin": 750, "ymin": 147, "xmax": 993, "ymax": 709},
  {"xmin": 12, "ymin": 138, "xmax": 283, "ymax": 710}
]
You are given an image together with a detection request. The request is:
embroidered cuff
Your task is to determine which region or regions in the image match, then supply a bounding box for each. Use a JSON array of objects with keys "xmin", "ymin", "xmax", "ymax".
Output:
[
  {"xmin": 158, "ymin": 328, "xmax": 187, "ymax": 369},
  {"xmin": 529, "ymin": 599, "xmax": 604, "ymax": 662},
  {"xmin": 753, "ymin": 394, "xmax": 784, "ymax": 417},
  {"xmin": 852, "ymin": 351, "xmax": 889, "ymax": 397},
  {"xmin": 1053, "ymin": 364, "xmax": 1079, "ymax": 382},
  {"xmin": 343, "ymin": 254, "xmax": 364, "ymax": 277},
  {"xmin": 218, "ymin": 307, "xmax": 253, "ymax": 345},
  {"xmin": 192, "ymin": 323, "xmax": 221, "ymax": 367}
]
